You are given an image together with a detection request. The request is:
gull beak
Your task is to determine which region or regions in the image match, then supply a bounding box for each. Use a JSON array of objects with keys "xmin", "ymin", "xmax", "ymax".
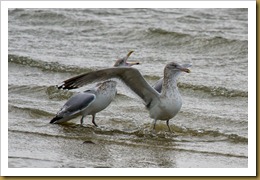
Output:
[
  {"xmin": 126, "ymin": 61, "xmax": 140, "ymax": 66},
  {"xmin": 179, "ymin": 67, "xmax": 191, "ymax": 73},
  {"xmin": 125, "ymin": 50, "xmax": 139, "ymax": 66},
  {"xmin": 126, "ymin": 50, "xmax": 134, "ymax": 58}
]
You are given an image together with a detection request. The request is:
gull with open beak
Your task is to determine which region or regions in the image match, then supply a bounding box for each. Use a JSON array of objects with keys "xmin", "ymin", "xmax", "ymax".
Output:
[
  {"xmin": 58, "ymin": 61, "xmax": 191, "ymax": 131},
  {"xmin": 50, "ymin": 51, "xmax": 139, "ymax": 126}
]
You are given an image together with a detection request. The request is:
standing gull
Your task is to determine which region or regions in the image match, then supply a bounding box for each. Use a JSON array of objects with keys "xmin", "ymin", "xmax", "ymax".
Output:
[
  {"xmin": 50, "ymin": 51, "xmax": 139, "ymax": 126},
  {"xmin": 50, "ymin": 80, "xmax": 117, "ymax": 126},
  {"xmin": 58, "ymin": 61, "xmax": 191, "ymax": 131}
]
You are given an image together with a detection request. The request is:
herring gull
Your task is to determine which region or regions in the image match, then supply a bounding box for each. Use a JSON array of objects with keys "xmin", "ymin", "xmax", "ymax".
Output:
[
  {"xmin": 57, "ymin": 61, "xmax": 191, "ymax": 131},
  {"xmin": 50, "ymin": 51, "xmax": 139, "ymax": 126}
]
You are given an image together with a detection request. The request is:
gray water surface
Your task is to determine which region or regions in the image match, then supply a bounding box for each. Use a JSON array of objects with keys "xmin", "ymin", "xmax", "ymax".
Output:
[{"xmin": 8, "ymin": 8, "xmax": 248, "ymax": 168}]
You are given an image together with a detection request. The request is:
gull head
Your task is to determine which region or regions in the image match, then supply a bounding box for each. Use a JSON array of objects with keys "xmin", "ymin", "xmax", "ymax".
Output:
[
  {"xmin": 165, "ymin": 62, "xmax": 191, "ymax": 74},
  {"xmin": 113, "ymin": 51, "xmax": 140, "ymax": 67}
]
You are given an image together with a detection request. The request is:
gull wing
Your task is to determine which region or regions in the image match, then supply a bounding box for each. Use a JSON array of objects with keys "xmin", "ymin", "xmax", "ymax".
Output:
[
  {"xmin": 153, "ymin": 78, "xmax": 163, "ymax": 93},
  {"xmin": 57, "ymin": 92, "xmax": 96, "ymax": 117},
  {"xmin": 58, "ymin": 67, "xmax": 160, "ymax": 108}
]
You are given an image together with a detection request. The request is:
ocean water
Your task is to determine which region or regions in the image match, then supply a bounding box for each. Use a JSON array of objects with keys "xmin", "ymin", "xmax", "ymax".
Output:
[{"xmin": 8, "ymin": 8, "xmax": 248, "ymax": 168}]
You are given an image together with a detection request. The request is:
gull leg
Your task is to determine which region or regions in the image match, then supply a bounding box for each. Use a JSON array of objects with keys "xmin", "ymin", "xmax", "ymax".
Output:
[
  {"xmin": 92, "ymin": 114, "xmax": 98, "ymax": 127},
  {"xmin": 153, "ymin": 119, "xmax": 157, "ymax": 130},
  {"xmin": 166, "ymin": 120, "xmax": 171, "ymax": 132},
  {"xmin": 80, "ymin": 116, "xmax": 84, "ymax": 125}
]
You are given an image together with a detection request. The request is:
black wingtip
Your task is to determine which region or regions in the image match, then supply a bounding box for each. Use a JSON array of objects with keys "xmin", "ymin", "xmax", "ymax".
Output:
[
  {"xmin": 57, "ymin": 83, "xmax": 65, "ymax": 89},
  {"xmin": 50, "ymin": 116, "xmax": 62, "ymax": 124},
  {"xmin": 56, "ymin": 84, "xmax": 77, "ymax": 90},
  {"xmin": 57, "ymin": 86, "xmax": 62, "ymax": 90},
  {"xmin": 59, "ymin": 86, "xmax": 77, "ymax": 90}
]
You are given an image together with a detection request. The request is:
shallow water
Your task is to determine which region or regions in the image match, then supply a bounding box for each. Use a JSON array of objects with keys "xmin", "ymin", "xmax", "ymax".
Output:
[{"xmin": 8, "ymin": 8, "xmax": 248, "ymax": 168}]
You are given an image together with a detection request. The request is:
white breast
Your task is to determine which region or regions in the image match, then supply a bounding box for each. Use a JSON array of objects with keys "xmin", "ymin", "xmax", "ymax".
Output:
[{"xmin": 84, "ymin": 87, "xmax": 117, "ymax": 115}]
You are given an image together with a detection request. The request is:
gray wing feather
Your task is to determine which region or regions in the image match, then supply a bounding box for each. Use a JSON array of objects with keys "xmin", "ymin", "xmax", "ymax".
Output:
[
  {"xmin": 58, "ymin": 92, "xmax": 95, "ymax": 117},
  {"xmin": 153, "ymin": 78, "xmax": 163, "ymax": 93},
  {"xmin": 58, "ymin": 67, "xmax": 160, "ymax": 107}
]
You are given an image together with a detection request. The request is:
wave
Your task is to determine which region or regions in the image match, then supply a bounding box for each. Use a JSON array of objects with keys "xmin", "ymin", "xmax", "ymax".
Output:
[
  {"xmin": 179, "ymin": 82, "xmax": 247, "ymax": 98},
  {"xmin": 119, "ymin": 75, "xmax": 247, "ymax": 98},
  {"xmin": 143, "ymin": 27, "xmax": 247, "ymax": 54},
  {"xmin": 9, "ymin": 84, "xmax": 74, "ymax": 101},
  {"xmin": 8, "ymin": 71, "xmax": 247, "ymax": 100},
  {"xmin": 147, "ymin": 27, "xmax": 191, "ymax": 38},
  {"xmin": 46, "ymin": 85, "xmax": 75, "ymax": 100},
  {"xmin": 146, "ymin": 27, "xmax": 247, "ymax": 43},
  {"xmin": 9, "ymin": 9, "xmax": 103, "ymax": 28},
  {"xmin": 146, "ymin": 79, "xmax": 247, "ymax": 98},
  {"xmin": 196, "ymin": 36, "xmax": 248, "ymax": 49},
  {"xmin": 9, "ymin": 9, "xmax": 67, "ymax": 22},
  {"xmin": 8, "ymin": 54, "xmax": 92, "ymax": 75},
  {"xmin": 128, "ymin": 123, "xmax": 248, "ymax": 144},
  {"xmin": 9, "ymin": 54, "xmax": 247, "ymax": 98},
  {"xmin": 9, "ymin": 84, "xmax": 46, "ymax": 93},
  {"xmin": 191, "ymin": 36, "xmax": 248, "ymax": 56},
  {"xmin": 9, "ymin": 104, "xmax": 247, "ymax": 145},
  {"xmin": 9, "ymin": 104, "xmax": 54, "ymax": 118},
  {"xmin": 8, "ymin": 125, "xmax": 248, "ymax": 158}
]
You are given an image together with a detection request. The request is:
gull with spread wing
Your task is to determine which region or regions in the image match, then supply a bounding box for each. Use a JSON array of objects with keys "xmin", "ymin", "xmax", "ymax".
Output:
[
  {"xmin": 50, "ymin": 51, "xmax": 139, "ymax": 126},
  {"xmin": 58, "ymin": 61, "xmax": 191, "ymax": 131}
]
